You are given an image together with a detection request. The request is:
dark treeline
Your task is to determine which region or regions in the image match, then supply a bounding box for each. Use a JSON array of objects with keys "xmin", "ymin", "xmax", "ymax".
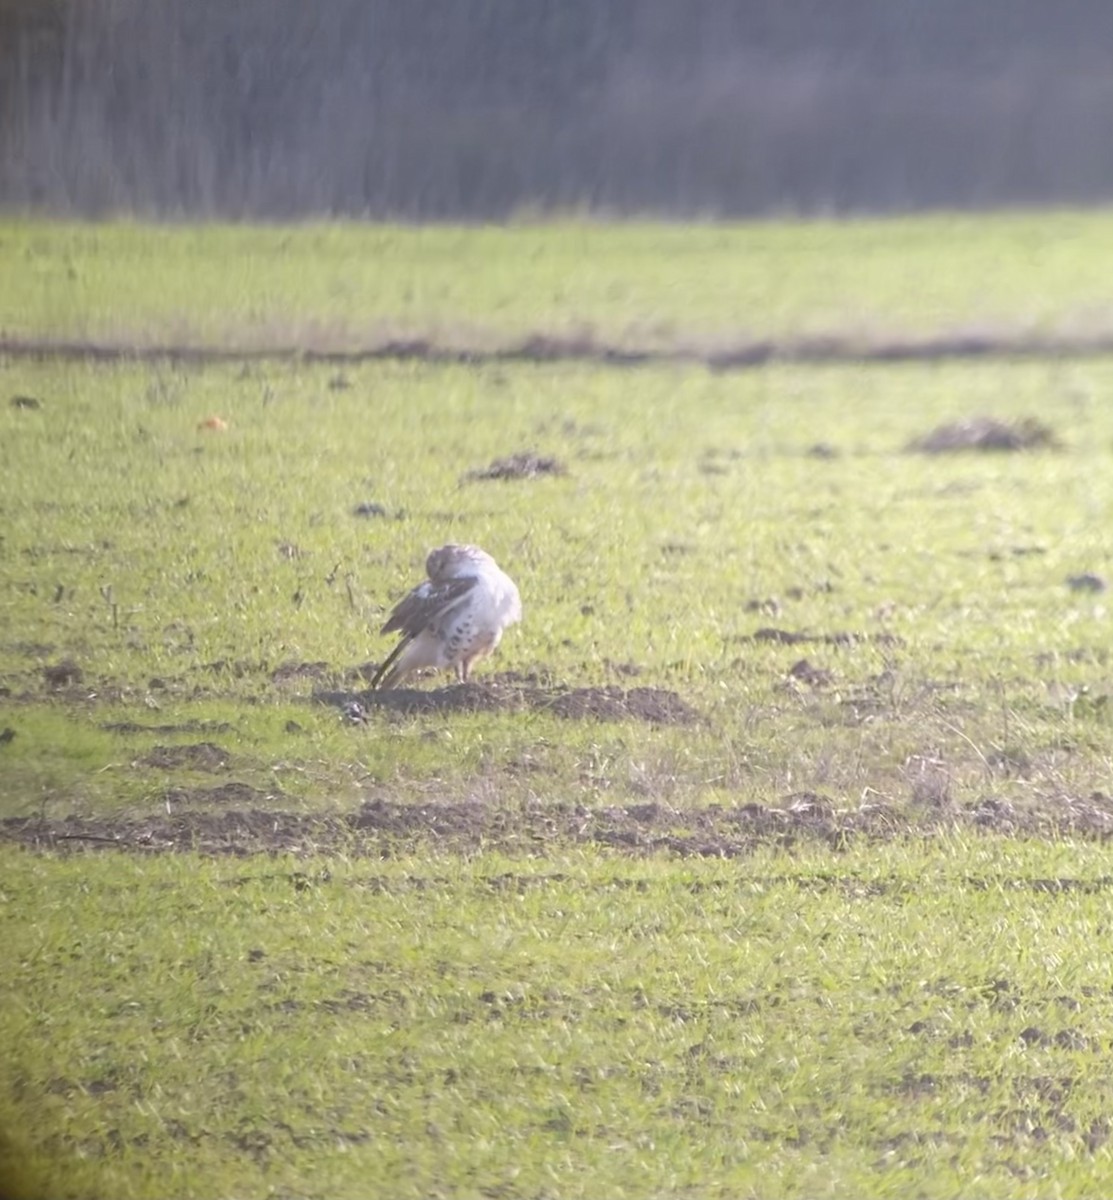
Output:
[{"xmin": 3, "ymin": 0, "xmax": 1112, "ymax": 219}]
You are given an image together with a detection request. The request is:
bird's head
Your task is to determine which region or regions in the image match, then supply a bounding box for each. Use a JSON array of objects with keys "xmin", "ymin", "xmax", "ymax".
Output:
[{"xmin": 425, "ymin": 543, "xmax": 493, "ymax": 580}]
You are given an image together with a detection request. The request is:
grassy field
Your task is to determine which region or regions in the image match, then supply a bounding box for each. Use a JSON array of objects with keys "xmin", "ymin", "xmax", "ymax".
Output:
[
  {"xmin": 7, "ymin": 839, "xmax": 1113, "ymax": 1200},
  {"xmin": 5, "ymin": 210, "xmax": 1113, "ymax": 352},
  {"xmin": 2, "ymin": 212, "xmax": 1113, "ymax": 1198}
]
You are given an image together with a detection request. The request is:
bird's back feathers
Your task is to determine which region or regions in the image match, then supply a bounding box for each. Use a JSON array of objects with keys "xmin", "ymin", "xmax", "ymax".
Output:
[{"xmin": 370, "ymin": 543, "xmax": 521, "ymax": 690}]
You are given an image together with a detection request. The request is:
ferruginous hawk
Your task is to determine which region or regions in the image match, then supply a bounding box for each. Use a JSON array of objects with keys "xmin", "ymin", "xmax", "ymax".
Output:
[{"xmin": 370, "ymin": 544, "xmax": 522, "ymax": 690}]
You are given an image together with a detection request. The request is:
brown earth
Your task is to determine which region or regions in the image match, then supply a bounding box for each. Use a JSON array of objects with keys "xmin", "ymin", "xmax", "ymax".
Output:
[
  {"xmin": 462, "ymin": 451, "xmax": 567, "ymax": 482},
  {"xmin": 4, "ymin": 787, "xmax": 1113, "ymax": 860},
  {"xmin": 6, "ymin": 329, "xmax": 1113, "ymax": 371},
  {"xmin": 135, "ymin": 742, "xmax": 232, "ymax": 771},
  {"xmin": 907, "ymin": 416, "xmax": 1059, "ymax": 453},
  {"xmin": 0, "ymin": 795, "xmax": 910, "ymax": 857},
  {"xmin": 315, "ymin": 679, "xmax": 703, "ymax": 726}
]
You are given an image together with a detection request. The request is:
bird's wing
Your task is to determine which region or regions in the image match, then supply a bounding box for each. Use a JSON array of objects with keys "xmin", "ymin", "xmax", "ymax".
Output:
[{"xmin": 380, "ymin": 576, "xmax": 478, "ymax": 637}]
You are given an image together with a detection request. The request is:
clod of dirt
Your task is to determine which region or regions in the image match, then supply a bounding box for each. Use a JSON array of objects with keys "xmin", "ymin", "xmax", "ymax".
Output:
[
  {"xmin": 907, "ymin": 416, "xmax": 1058, "ymax": 453},
  {"xmin": 1066, "ymin": 573, "xmax": 1107, "ymax": 593},
  {"xmin": 314, "ymin": 680, "xmax": 701, "ymax": 726},
  {"xmin": 10, "ymin": 394, "xmax": 42, "ymax": 410},
  {"xmin": 163, "ymin": 782, "xmax": 275, "ymax": 807},
  {"xmin": 352, "ymin": 501, "xmax": 388, "ymax": 518},
  {"xmin": 43, "ymin": 659, "xmax": 82, "ymax": 688},
  {"xmin": 788, "ymin": 659, "xmax": 834, "ymax": 687},
  {"xmin": 351, "ymin": 797, "xmax": 495, "ymax": 838},
  {"xmin": 463, "ymin": 451, "xmax": 567, "ymax": 482},
  {"xmin": 137, "ymin": 743, "xmax": 231, "ymax": 771},
  {"xmin": 0, "ymin": 727, "xmax": 15, "ymax": 745}
]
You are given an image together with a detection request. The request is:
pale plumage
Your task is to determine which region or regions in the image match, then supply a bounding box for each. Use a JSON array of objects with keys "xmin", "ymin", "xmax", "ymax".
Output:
[{"xmin": 370, "ymin": 544, "xmax": 522, "ymax": 690}]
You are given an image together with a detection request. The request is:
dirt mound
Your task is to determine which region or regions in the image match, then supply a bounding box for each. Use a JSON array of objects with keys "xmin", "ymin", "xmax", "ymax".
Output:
[
  {"xmin": 0, "ymin": 806, "xmax": 306, "ymax": 855},
  {"xmin": 322, "ymin": 682, "xmax": 513, "ymax": 717},
  {"xmin": 43, "ymin": 659, "xmax": 83, "ymax": 688},
  {"xmin": 162, "ymin": 782, "xmax": 279, "ymax": 807},
  {"xmin": 787, "ymin": 659, "xmax": 834, "ymax": 687},
  {"xmin": 137, "ymin": 742, "xmax": 232, "ymax": 771},
  {"xmin": 462, "ymin": 451, "xmax": 567, "ymax": 482},
  {"xmin": 316, "ymin": 680, "xmax": 701, "ymax": 726},
  {"xmin": 1066, "ymin": 573, "xmax": 1107, "ymax": 594},
  {"xmin": 907, "ymin": 416, "xmax": 1058, "ymax": 453}
]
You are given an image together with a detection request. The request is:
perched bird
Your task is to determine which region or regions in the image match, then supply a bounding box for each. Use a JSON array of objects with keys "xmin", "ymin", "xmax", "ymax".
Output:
[{"xmin": 370, "ymin": 544, "xmax": 522, "ymax": 690}]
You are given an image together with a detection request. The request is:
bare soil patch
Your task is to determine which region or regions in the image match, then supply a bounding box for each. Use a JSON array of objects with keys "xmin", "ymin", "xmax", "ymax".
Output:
[
  {"xmin": 5, "ymin": 787, "xmax": 1113, "ymax": 858},
  {"xmin": 351, "ymin": 501, "xmax": 393, "ymax": 519},
  {"xmin": 315, "ymin": 679, "xmax": 702, "ymax": 726},
  {"xmin": 745, "ymin": 628, "xmax": 905, "ymax": 648},
  {"xmin": 462, "ymin": 451, "xmax": 567, "ymax": 482},
  {"xmin": 136, "ymin": 742, "xmax": 232, "ymax": 771},
  {"xmin": 162, "ymin": 782, "xmax": 280, "ymax": 807},
  {"xmin": 102, "ymin": 719, "xmax": 236, "ymax": 735},
  {"xmin": 787, "ymin": 658, "xmax": 835, "ymax": 687},
  {"xmin": 6, "ymin": 329, "xmax": 1113, "ymax": 371},
  {"xmin": 907, "ymin": 416, "xmax": 1059, "ymax": 453},
  {"xmin": 43, "ymin": 659, "xmax": 83, "ymax": 688},
  {"xmin": 1066, "ymin": 573, "xmax": 1107, "ymax": 594}
]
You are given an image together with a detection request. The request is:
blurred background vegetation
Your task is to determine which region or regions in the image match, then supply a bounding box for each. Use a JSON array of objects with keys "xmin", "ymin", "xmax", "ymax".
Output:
[{"xmin": 2, "ymin": 0, "xmax": 1112, "ymax": 219}]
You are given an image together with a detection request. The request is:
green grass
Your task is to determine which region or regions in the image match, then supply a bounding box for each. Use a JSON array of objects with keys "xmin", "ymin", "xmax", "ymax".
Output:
[
  {"xmin": 2, "ymin": 351, "xmax": 1112, "ymax": 826},
  {"xmin": 3, "ymin": 214, "xmax": 1113, "ymax": 1197},
  {"xmin": 4, "ymin": 210, "xmax": 1113, "ymax": 350},
  {"xmin": 6, "ymin": 838, "xmax": 1113, "ymax": 1199}
]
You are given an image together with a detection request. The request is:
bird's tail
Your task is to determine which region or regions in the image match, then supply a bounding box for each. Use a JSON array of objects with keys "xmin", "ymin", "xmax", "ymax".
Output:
[{"xmin": 369, "ymin": 638, "xmax": 414, "ymax": 690}]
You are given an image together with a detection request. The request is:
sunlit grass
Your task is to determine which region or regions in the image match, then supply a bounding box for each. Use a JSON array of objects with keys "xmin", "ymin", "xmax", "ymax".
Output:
[
  {"xmin": 3, "ymin": 217, "xmax": 1113, "ymax": 1198},
  {"xmin": 4, "ymin": 210, "xmax": 1113, "ymax": 350},
  {"xmin": 6, "ymin": 838, "xmax": 1113, "ymax": 1199},
  {"xmin": 2, "ymin": 351, "xmax": 1112, "ymax": 823}
]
